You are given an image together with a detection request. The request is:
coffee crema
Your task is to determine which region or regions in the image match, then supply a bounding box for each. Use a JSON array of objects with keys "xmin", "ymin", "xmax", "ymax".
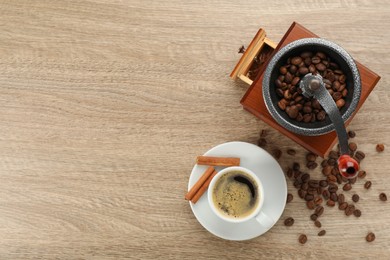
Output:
[{"xmin": 212, "ymin": 171, "xmax": 259, "ymax": 218}]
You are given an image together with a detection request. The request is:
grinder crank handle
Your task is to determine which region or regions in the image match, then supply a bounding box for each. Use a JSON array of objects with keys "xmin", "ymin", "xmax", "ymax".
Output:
[{"xmin": 299, "ymin": 74, "xmax": 359, "ymax": 178}]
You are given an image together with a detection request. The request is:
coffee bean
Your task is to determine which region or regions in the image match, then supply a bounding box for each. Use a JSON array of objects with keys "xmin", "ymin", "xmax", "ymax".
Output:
[
  {"xmin": 328, "ymin": 158, "xmax": 337, "ymax": 166},
  {"xmin": 273, "ymin": 149, "xmax": 282, "ymax": 159},
  {"xmin": 364, "ymin": 181, "xmax": 372, "ymax": 189},
  {"xmin": 314, "ymin": 220, "xmax": 322, "ymax": 228},
  {"xmin": 336, "ymin": 174, "xmax": 342, "ymax": 184},
  {"xmin": 379, "ymin": 193, "xmax": 387, "ymax": 201},
  {"xmin": 294, "ymin": 179, "xmax": 302, "ymax": 188},
  {"xmin": 312, "ymin": 56, "xmax": 321, "ymax": 64},
  {"xmin": 339, "ymin": 74, "xmax": 346, "ymax": 83},
  {"xmin": 257, "ymin": 138, "xmax": 267, "ymax": 147},
  {"xmin": 314, "ymin": 197, "xmax": 323, "ymax": 205},
  {"xmin": 327, "ymin": 200, "xmax": 335, "ymax": 207},
  {"xmin": 309, "ymin": 180, "xmax": 319, "ymax": 188},
  {"xmin": 345, "ymin": 204, "xmax": 355, "ymax": 216},
  {"xmin": 328, "ymin": 150, "xmax": 338, "ymax": 159},
  {"xmin": 366, "ymin": 232, "xmax": 375, "ymax": 242},
  {"xmin": 339, "ymin": 202, "xmax": 348, "ymax": 210},
  {"xmin": 307, "ymin": 200, "xmax": 315, "ymax": 209},
  {"xmin": 298, "ymin": 189, "xmax": 307, "ymax": 199},
  {"xmin": 322, "ymin": 166, "xmax": 333, "ymax": 176},
  {"xmin": 322, "ymin": 190, "xmax": 330, "ymax": 200},
  {"xmin": 310, "ymin": 213, "xmax": 318, "ymax": 221},
  {"xmin": 355, "ymin": 151, "xmax": 366, "ymax": 161},
  {"xmin": 305, "ymin": 153, "xmax": 316, "ymax": 163},
  {"xmin": 328, "ymin": 183, "xmax": 338, "ymax": 193},
  {"xmin": 353, "ymin": 209, "xmax": 362, "ymax": 217},
  {"xmin": 327, "ymin": 175, "xmax": 337, "ymax": 183},
  {"xmin": 348, "ymin": 142, "xmax": 357, "ymax": 152},
  {"xmin": 317, "ymin": 187, "xmax": 323, "ymax": 196},
  {"xmin": 316, "ymin": 52, "xmax": 326, "ymax": 59},
  {"xmin": 318, "ymin": 230, "xmax": 326, "ymax": 236},
  {"xmin": 352, "ymin": 194, "xmax": 359, "ymax": 203},
  {"xmin": 299, "ymin": 234, "xmax": 308, "ymax": 244},
  {"xmin": 343, "ymin": 183, "xmax": 352, "ymax": 191},
  {"xmin": 358, "ymin": 170, "xmax": 367, "ymax": 179},
  {"xmin": 278, "ymin": 100, "xmax": 287, "ymax": 110},
  {"xmin": 376, "ymin": 144, "xmax": 385, "ymax": 152},
  {"xmin": 280, "ymin": 66, "xmax": 288, "ymax": 75},
  {"xmin": 348, "ymin": 130, "xmax": 356, "ymax": 138},
  {"xmin": 336, "ymin": 99, "xmax": 345, "ymax": 108},
  {"xmin": 284, "ymin": 217, "xmax": 295, "ymax": 226},
  {"xmin": 334, "ymin": 69, "xmax": 343, "ymax": 75},
  {"xmin": 287, "ymin": 193, "xmax": 293, "ymax": 203},
  {"xmin": 301, "ymin": 173, "xmax": 310, "ymax": 183},
  {"xmin": 315, "ymin": 206, "xmax": 324, "ymax": 216},
  {"xmin": 286, "ymin": 105, "xmax": 299, "ymax": 119},
  {"xmin": 309, "ymin": 64, "xmax": 316, "ymax": 73},
  {"xmin": 307, "ymin": 187, "xmax": 317, "ymax": 195},
  {"xmin": 298, "ymin": 66, "xmax": 309, "ymax": 75},
  {"xmin": 330, "ymin": 192, "xmax": 338, "ymax": 202},
  {"xmin": 287, "ymin": 149, "xmax": 296, "ymax": 155},
  {"xmin": 291, "ymin": 76, "xmax": 300, "ymax": 86},
  {"xmin": 316, "ymin": 111, "xmax": 326, "ymax": 121},
  {"xmin": 291, "ymin": 57, "xmax": 303, "ymax": 66},
  {"xmin": 305, "ymin": 194, "xmax": 314, "ymax": 201},
  {"xmin": 319, "ymin": 180, "xmax": 328, "ymax": 187},
  {"xmin": 316, "ymin": 63, "xmax": 326, "ymax": 71},
  {"xmin": 289, "ymin": 65, "xmax": 298, "ymax": 74},
  {"xmin": 321, "ymin": 160, "xmax": 328, "ymax": 168},
  {"xmin": 338, "ymin": 194, "xmax": 345, "ymax": 204}
]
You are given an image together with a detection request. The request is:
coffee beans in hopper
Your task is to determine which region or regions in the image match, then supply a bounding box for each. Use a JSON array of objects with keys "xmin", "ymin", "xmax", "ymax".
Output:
[{"xmin": 275, "ymin": 51, "xmax": 349, "ymax": 122}]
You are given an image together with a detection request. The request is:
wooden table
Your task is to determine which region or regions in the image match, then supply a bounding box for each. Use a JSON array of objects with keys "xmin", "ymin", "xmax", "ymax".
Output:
[{"xmin": 0, "ymin": 1, "xmax": 389, "ymax": 259}]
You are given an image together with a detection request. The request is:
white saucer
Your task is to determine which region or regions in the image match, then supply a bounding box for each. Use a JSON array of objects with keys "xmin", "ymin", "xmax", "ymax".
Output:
[{"xmin": 188, "ymin": 141, "xmax": 287, "ymax": 241}]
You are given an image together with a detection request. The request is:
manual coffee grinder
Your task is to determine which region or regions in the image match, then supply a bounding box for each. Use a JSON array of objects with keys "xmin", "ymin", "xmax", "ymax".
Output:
[{"xmin": 262, "ymin": 38, "xmax": 361, "ymax": 178}]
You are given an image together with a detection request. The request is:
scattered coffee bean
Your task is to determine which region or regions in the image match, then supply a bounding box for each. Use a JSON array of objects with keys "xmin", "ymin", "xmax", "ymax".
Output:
[
  {"xmin": 355, "ymin": 151, "xmax": 365, "ymax": 161},
  {"xmin": 376, "ymin": 144, "xmax": 385, "ymax": 152},
  {"xmin": 345, "ymin": 204, "xmax": 355, "ymax": 216},
  {"xmin": 322, "ymin": 190, "xmax": 330, "ymax": 200},
  {"xmin": 314, "ymin": 220, "xmax": 322, "ymax": 228},
  {"xmin": 287, "ymin": 193, "xmax": 293, "ymax": 203},
  {"xmin": 353, "ymin": 209, "xmax": 362, "ymax": 217},
  {"xmin": 307, "ymin": 161, "xmax": 318, "ymax": 169},
  {"xmin": 298, "ymin": 189, "xmax": 307, "ymax": 199},
  {"xmin": 273, "ymin": 149, "xmax": 282, "ymax": 159},
  {"xmin": 343, "ymin": 183, "xmax": 352, "ymax": 191},
  {"xmin": 284, "ymin": 217, "xmax": 295, "ymax": 226},
  {"xmin": 348, "ymin": 130, "xmax": 356, "ymax": 138},
  {"xmin": 327, "ymin": 175, "xmax": 337, "ymax": 183},
  {"xmin": 352, "ymin": 194, "xmax": 360, "ymax": 203},
  {"xmin": 257, "ymin": 138, "xmax": 267, "ymax": 147},
  {"xmin": 338, "ymin": 194, "xmax": 345, "ymax": 204},
  {"xmin": 318, "ymin": 230, "xmax": 326, "ymax": 236},
  {"xmin": 287, "ymin": 149, "xmax": 296, "ymax": 155},
  {"xmin": 328, "ymin": 183, "xmax": 338, "ymax": 193},
  {"xmin": 330, "ymin": 192, "xmax": 338, "ymax": 202},
  {"xmin": 364, "ymin": 181, "xmax": 372, "ymax": 189},
  {"xmin": 307, "ymin": 200, "xmax": 315, "ymax": 209},
  {"xmin": 315, "ymin": 206, "xmax": 324, "ymax": 216},
  {"xmin": 299, "ymin": 234, "xmax": 307, "ymax": 244},
  {"xmin": 339, "ymin": 202, "xmax": 348, "ymax": 210},
  {"xmin": 319, "ymin": 180, "xmax": 328, "ymax": 187},
  {"xmin": 327, "ymin": 200, "xmax": 335, "ymax": 207},
  {"xmin": 314, "ymin": 197, "xmax": 323, "ymax": 205},
  {"xmin": 293, "ymin": 162, "xmax": 301, "ymax": 171},
  {"xmin": 238, "ymin": 45, "xmax": 246, "ymax": 53},
  {"xmin": 310, "ymin": 214, "xmax": 318, "ymax": 221},
  {"xmin": 366, "ymin": 232, "xmax": 375, "ymax": 242},
  {"xmin": 306, "ymin": 153, "xmax": 317, "ymax": 162},
  {"xmin": 379, "ymin": 193, "xmax": 387, "ymax": 201},
  {"xmin": 349, "ymin": 177, "xmax": 357, "ymax": 184},
  {"xmin": 358, "ymin": 170, "xmax": 367, "ymax": 179},
  {"xmin": 349, "ymin": 142, "xmax": 357, "ymax": 152},
  {"xmin": 305, "ymin": 194, "xmax": 314, "ymax": 201}
]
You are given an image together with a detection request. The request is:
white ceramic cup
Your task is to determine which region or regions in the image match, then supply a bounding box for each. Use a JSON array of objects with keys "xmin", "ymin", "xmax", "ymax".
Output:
[{"xmin": 208, "ymin": 166, "xmax": 274, "ymax": 227}]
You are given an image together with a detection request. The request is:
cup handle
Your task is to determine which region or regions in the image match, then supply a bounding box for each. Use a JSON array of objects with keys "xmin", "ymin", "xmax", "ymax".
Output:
[{"xmin": 255, "ymin": 211, "xmax": 274, "ymax": 228}]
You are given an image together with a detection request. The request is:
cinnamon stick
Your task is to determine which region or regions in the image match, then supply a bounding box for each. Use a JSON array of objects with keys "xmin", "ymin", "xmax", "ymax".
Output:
[
  {"xmin": 191, "ymin": 169, "xmax": 217, "ymax": 204},
  {"xmin": 185, "ymin": 166, "xmax": 215, "ymax": 201},
  {"xmin": 196, "ymin": 156, "xmax": 240, "ymax": 166}
]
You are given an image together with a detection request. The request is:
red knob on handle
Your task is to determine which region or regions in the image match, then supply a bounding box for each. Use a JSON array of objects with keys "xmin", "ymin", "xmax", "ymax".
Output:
[{"xmin": 338, "ymin": 154, "xmax": 359, "ymax": 179}]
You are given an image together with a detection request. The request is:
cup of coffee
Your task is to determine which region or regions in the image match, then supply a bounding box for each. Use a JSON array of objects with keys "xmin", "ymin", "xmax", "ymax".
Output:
[{"xmin": 208, "ymin": 166, "xmax": 274, "ymax": 226}]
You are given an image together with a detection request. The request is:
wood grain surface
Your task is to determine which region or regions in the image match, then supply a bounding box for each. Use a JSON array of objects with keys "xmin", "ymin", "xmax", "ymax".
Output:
[{"xmin": 0, "ymin": 0, "xmax": 389, "ymax": 259}]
